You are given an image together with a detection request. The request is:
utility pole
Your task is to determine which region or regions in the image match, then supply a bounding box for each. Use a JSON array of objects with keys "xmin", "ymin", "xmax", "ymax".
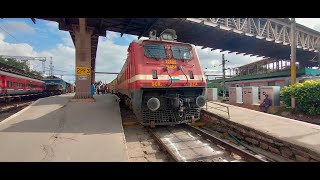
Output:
[
  {"xmin": 290, "ymin": 18, "xmax": 297, "ymax": 109},
  {"xmin": 222, "ymin": 54, "xmax": 226, "ymax": 101},
  {"xmin": 60, "ymin": 74, "xmax": 64, "ymax": 85},
  {"xmin": 41, "ymin": 60, "xmax": 45, "ymax": 74},
  {"xmin": 49, "ymin": 56, "xmax": 53, "ymax": 77}
]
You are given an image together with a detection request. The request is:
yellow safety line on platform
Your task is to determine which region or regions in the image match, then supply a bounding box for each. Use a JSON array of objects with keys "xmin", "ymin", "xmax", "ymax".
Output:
[
  {"xmin": 191, "ymin": 122, "xmax": 206, "ymax": 127},
  {"xmin": 122, "ymin": 121, "xmax": 140, "ymax": 126}
]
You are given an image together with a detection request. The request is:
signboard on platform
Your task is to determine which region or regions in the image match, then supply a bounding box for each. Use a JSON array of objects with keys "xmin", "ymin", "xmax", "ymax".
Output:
[
  {"xmin": 76, "ymin": 66, "xmax": 91, "ymax": 76},
  {"xmin": 78, "ymin": 75, "xmax": 88, "ymax": 80}
]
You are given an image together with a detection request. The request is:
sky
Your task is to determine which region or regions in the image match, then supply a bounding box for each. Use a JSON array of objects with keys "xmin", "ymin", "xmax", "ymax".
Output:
[{"xmin": 0, "ymin": 18, "xmax": 319, "ymax": 84}]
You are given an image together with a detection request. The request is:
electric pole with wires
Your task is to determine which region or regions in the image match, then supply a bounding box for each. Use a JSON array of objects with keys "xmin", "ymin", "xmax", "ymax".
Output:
[{"xmin": 222, "ymin": 54, "xmax": 231, "ymax": 101}]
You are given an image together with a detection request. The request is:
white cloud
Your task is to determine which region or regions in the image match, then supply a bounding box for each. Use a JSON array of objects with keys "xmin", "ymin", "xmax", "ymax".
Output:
[
  {"xmin": 95, "ymin": 36, "xmax": 128, "ymax": 83},
  {"xmin": 296, "ymin": 18, "xmax": 320, "ymax": 31},
  {"xmin": 0, "ymin": 32, "xmax": 5, "ymax": 41},
  {"xmin": 314, "ymin": 24, "xmax": 320, "ymax": 32},
  {"xmin": 44, "ymin": 21, "xmax": 59, "ymax": 29},
  {"xmin": 0, "ymin": 20, "xmax": 35, "ymax": 34},
  {"xmin": 0, "ymin": 32, "xmax": 36, "ymax": 56},
  {"xmin": 0, "ymin": 31, "xmax": 76, "ymax": 83},
  {"xmin": 196, "ymin": 46, "xmax": 263, "ymax": 74},
  {"xmin": 61, "ymin": 32, "xmax": 74, "ymax": 47}
]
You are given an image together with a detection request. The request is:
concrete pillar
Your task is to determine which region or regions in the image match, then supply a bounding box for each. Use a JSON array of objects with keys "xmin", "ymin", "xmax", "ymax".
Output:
[{"xmin": 73, "ymin": 18, "xmax": 94, "ymax": 99}]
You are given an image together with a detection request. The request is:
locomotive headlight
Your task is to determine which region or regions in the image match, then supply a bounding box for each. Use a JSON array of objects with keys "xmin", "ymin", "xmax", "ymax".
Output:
[
  {"xmin": 196, "ymin": 96, "xmax": 206, "ymax": 107},
  {"xmin": 147, "ymin": 97, "xmax": 161, "ymax": 111}
]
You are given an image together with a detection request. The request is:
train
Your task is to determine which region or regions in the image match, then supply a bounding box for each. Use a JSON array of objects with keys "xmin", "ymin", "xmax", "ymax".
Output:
[
  {"xmin": 0, "ymin": 62, "xmax": 45, "ymax": 100},
  {"xmin": 1, "ymin": 62, "xmax": 74, "ymax": 102},
  {"xmin": 107, "ymin": 29, "xmax": 207, "ymax": 126},
  {"xmin": 43, "ymin": 76, "xmax": 67, "ymax": 95},
  {"xmin": 66, "ymin": 82, "xmax": 75, "ymax": 93}
]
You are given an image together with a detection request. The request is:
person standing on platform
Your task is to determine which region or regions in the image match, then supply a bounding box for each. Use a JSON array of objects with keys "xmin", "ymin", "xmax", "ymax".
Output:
[
  {"xmin": 259, "ymin": 94, "xmax": 272, "ymax": 113},
  {"xmin": 90, "ymin": 84, "xmax": 94, "ymax": 97}
]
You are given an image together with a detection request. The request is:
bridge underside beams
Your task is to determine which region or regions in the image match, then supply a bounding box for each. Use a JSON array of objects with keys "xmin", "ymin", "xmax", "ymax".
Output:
[{"xmin": 43, "ymin": 18, "xmax": 319, "ymax": 77}]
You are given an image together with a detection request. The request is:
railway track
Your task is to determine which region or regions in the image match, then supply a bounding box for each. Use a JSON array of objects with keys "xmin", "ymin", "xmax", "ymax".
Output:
[
  {"xmin": 148, "ymin": 124, "xmax": 270, "ymax": 162},
  {"xmin": 0, "ymin": 99, "xmax": 35, "ymax": 122},
  {"xmin": 0, "ymin": 101, "xmax": 33, "ymax": 113},
  {"xmin": 120, "ymin": 104, "xmax": 273, "ymax": 162}
]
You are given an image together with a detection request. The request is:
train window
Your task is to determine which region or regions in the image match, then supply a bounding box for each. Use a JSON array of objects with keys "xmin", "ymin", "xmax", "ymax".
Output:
[
  {"xmin": 152, "ymin": 69, "xmax": 158, "ymax": 79},
  {"xmin": 171, "ymin": 45, "xmax": 192, "ymax": 60},
  {"xmin": 189, "ymin": 70, "xmax": 194, "ymax": 79},
  {"xmin": 7, "ymin": 81, "xmax": 12, "ymax": 87},
  {"xmin": 144, "ymin": 43, "xmax": 167, "ymax": 59}
]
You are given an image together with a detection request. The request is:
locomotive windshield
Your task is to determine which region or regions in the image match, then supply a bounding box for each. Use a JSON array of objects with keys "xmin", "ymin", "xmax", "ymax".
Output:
[
  {"xmin": 144, "ymin": 44, "xmax": 167, "ymax": 59},
  {"xmin": 171, "ymin": 45, "xmax": 192, "ymax": 60}
]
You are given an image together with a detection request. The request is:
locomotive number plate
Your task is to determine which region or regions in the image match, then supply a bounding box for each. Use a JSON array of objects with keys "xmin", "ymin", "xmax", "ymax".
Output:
[
  {"xmin": 189, "ymin": 82, "xmax": 198, "ymax": 86},
  {"xmin": 165, "ymin": 60, "xmax": 177, "ymax": 64},
  {"xmin": 165, "ymin": 59, "xmax": 177, "ymax": 69},
  {"xmin": 151, "ymin": 82, "xmax": 161, "ymax": 87},
  {"xmin": 76, "ymin": 66, "xmax": 91, "ymax": 75}
]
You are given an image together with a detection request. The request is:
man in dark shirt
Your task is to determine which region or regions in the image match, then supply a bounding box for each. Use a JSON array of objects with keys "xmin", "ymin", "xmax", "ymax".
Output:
[{"xmin": 259, "ymin": 94, "xmax": 272, "ymax": 113}]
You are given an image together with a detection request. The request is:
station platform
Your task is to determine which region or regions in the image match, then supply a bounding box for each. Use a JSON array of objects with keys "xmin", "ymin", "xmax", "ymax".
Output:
[
  {"xmin": 203, "ymin": 102, "xmax": 320, "ymax": 158},
  {"xmin": 0, "ymin": 93, "xmax": 128, "ymax": 162}
]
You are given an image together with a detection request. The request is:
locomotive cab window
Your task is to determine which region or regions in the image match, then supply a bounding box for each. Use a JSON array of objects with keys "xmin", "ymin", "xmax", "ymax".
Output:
[
  {"xmin": 171, "ymin": 45, "xmax": 192, "ymax": 60},
  {"xmin": 144, "ymin": 43, "xmax": 167, "ymax": 59}
]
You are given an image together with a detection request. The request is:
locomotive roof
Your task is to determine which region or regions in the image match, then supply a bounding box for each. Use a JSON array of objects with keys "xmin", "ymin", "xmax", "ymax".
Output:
[{"xmin": 133, "ymin": 39, "xmax": 194, "ymax": 47}]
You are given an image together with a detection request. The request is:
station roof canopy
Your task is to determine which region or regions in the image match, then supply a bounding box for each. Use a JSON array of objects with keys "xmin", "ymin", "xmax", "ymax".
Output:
[
  {"xmin": 236, "ymin": 58, "xmax": 280, "ymax": 69},
  {"xmin": 38, "ymin": 18, "xmax": 320, "ymax": 68}
]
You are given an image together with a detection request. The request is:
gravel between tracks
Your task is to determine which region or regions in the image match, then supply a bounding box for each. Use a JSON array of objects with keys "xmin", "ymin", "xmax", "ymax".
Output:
[{"xmin": 120, "ymin": 107, "xmax": 172, "ymax": 162}]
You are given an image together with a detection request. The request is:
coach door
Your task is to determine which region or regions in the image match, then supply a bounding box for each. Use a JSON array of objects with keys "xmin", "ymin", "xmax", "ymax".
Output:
[{"xmin": 128, "ymin": 46, "xmax": 134, "ymax": 93}]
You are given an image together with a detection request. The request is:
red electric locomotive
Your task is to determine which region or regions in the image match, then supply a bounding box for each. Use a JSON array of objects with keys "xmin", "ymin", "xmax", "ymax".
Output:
[{"xmin": 109, "ymin": 29, "xmax": 207, "ymax": 126}]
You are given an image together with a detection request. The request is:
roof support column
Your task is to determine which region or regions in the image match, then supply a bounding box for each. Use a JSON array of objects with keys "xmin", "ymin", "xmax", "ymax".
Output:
[{"xmin": 73, "ymin": 18, "xmax": 94, "ymax": 99}]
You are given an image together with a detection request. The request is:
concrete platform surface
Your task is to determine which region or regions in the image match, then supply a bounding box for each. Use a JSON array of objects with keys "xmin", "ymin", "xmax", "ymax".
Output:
[
  {"xmin": 0, "ymin": 93, "xmax": 128, "ymax": 162},
  {"xmin": 204, "ymin": 102, "xmax": 320, "ymax": 154}
]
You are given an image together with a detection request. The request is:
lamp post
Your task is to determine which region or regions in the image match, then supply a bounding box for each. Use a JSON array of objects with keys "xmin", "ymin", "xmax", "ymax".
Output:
[{"xmin": 290, "ymin": 18, "xmax": 297, "ymax": 110}]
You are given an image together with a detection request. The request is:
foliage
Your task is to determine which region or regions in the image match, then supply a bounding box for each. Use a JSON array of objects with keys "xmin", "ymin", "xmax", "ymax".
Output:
[
  {"xmin": 0, "ymin": 57, "xmax": 30, "ymax": 71},
  {"xmin": 280, "ymin": 80, "xmax": 320, "ymax": 115},
  {"xmin": 0, "ymin": 57, "xmax": 43, "ymax": 77},
  {"xmin": 30, "ymin": 70, "xmax": 42, "ymax": 76}
]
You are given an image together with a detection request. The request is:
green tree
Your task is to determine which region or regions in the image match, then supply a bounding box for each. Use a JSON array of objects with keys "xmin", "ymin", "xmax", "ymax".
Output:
[
  {"xmin": 281, "ymin": 80, "xmax": 320, "ymax": 115},
  {"xmin": 0, "ymin": 56, "xmax": 43, "ymax": 77},
  {"xmin": 30, "ymin": 70, "xmax": 42, "ymax": 77},
  {"xmin": 0, "ymin": 57, "xmax": 30, "ymax": 71}
]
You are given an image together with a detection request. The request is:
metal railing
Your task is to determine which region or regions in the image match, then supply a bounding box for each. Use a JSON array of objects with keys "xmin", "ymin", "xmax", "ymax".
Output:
[{"xmin": 204, "ymin": 100, "xmax": 230, "ymax": 120}]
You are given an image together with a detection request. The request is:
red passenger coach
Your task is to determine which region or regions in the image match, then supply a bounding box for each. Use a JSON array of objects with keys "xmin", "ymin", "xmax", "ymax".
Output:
[
  {"xmin": 109, "ymin": 29, "xmax": 207, "ymax": 126},
  {"xmin": 0, "ymin": 62, "xmax": 44, "ymax": 98}
]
